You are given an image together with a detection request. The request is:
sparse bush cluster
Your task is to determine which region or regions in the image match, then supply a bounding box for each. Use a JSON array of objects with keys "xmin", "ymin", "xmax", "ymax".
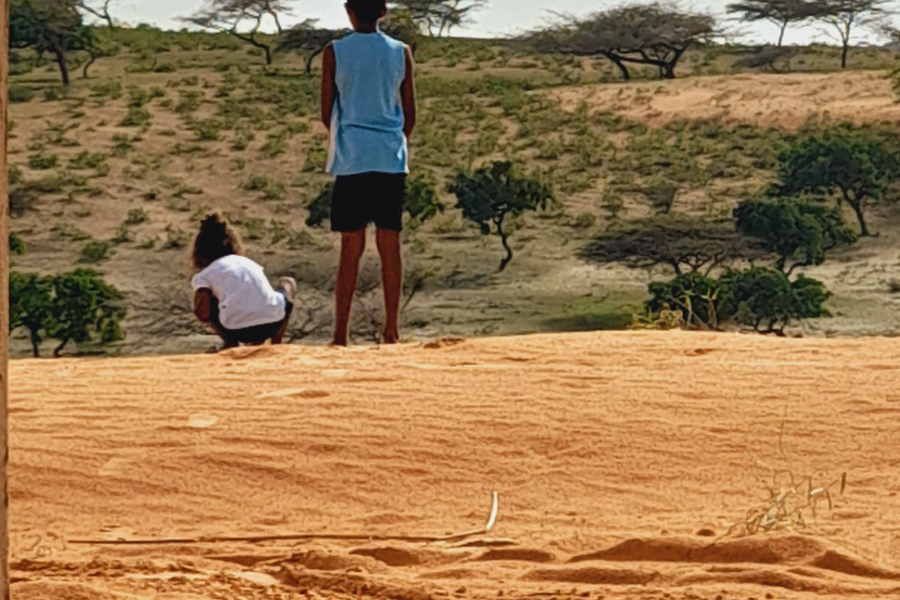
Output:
[{"xmin": 9, "ymin": 269, "xmax": 126, "ymax": 357}]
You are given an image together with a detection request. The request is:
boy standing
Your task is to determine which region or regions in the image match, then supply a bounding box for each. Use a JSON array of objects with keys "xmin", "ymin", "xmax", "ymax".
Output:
[{"xmin": 321, "ymin": 0, "xmax": 417, "ymax": 346}]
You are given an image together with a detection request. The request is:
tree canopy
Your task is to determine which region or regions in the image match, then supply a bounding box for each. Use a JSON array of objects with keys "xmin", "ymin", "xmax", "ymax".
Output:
[
  {"xmin": 727, "ymin": 0, "xmax": 827, "ymax": 46},
  {"xmin": 11, "ymin": 0, "xmax": 93, "ymax": 85},
  {"xmin": 527, "ymin": 2, "xmax": 719, "ymax": 80},
  {"xmin": 391, "ymin": 0, "xmax": 487, "ymax": 37},
  {"xmin": 185, "ymin": 0, "xmax": 292, "ymax": 65}
]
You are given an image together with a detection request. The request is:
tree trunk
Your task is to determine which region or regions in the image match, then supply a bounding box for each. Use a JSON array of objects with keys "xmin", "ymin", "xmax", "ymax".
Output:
[
  {"xmin": 661, "ymin": 64, "xmax": 675, "ymax": 79},
  {"xmin": 82, "ymin": 51, "xmax": 97, "ymax": 79},
  {"xmin": 29, "ymin": 332, "xmax": 40, "ymax": 358},
  {"xmin": 53, "ymin": 338, "xmax": 69, "ymax": 358},
  {"xmin": 495, "ymin": 215, "xmax": 513, "ymax": 272},
  {"xmin": 603, "ymin": 53, "xmax": 630, "ymax": 81},
  {"xmin": 841, "ymin": 41, "xmax": 849, "ymax": 69},
  {"xmin": 54, "ymin": 48, "xmax": 70, "ymax": 86},
  {"xmin": 306, "ymin": 43, "xmax": 328, "ymax": 74},
  {"xmin": 778, "ymin": 22, "xmax": 787, "ymax": 47},
  {"xmin": 850, "ymin": 200, "xmax": 871, "ymax": 236}
]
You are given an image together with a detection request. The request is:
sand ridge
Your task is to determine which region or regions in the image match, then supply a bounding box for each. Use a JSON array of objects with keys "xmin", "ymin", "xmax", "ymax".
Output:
[{"xmin": 9, "ymin": 331, "xmax": 900, "ymax": 599}]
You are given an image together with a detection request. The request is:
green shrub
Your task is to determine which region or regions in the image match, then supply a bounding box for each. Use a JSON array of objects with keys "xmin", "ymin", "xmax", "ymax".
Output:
[
  {"xmin": 244, "ymin": 175, "xmax": 286, "ymax": 200},
  {"xmin": 9, "ymin": 85, "xmax": 36, "ymax": 103},
  {"xmin": 9, "ymin": 272, "xmax": 54, "ymax": 357},
  {"xmin": 451, "ymin": 161, "xmax": 554, "ymax": 271},
  {"xmin": 648, "ymin": 272, "xmax": 726, "ymax": 329},
  {"xmin": 719, "ymin": 267, "xmax": 830, "ymax": 335},
  {"xmin": 43, "ymin": 87, "xmax": 64, "ymax": 102},
  {"xmin": 405, "ymin": 172, "xmax": 444, "ymax": 225},
  {"xmin": 8, "ymin": 165, "xmax": 23, "ymax": 186},
  {"xmin": 9, "ymin": 233, "xmax": 25, "ymax": 256},
  {"xmin": 125, "ymin": 208, "xmax": 149, "ymax": 225},
  {"xmin": 261, "ymin": 131, "xmax": 289, "ymax": 158},
  {"xmin": 46, "ymin": 269, "xmax": 126, "ymax": 357},
  {"xmin": 80, "ymin": 240, "xmax": 113, "ymax": 263},
  {"xmin": 190, "ymin": 118, "xmax": 224, "ymax": 141},
  {"xmin": 28, "ymin": 152, "xmax": 59, "ymax": 170},
  {"xmin": 10, "ymin": 269, "xmax": 126, "ymax": 357},
  {"xmin": 775, "ymin": 127, "xmax": 899, "ymax": 236},
  {"xmin": 175, "ymin": 91, "xmax": 203, "ymax": 114},
  {"xmin": 111, "ymin": 134, "xmax": 134, "ymax": 156},
  {"xmin": 734, "ymin": 198, "xmax": 857, "ymax": 271},
  {"xmin": 305, "ymin": 184, "xmax": 334, "ymax": 228},
  {"xmin": 121, "ymin": 106, "xmax": 152, "ymax": 127},
  {"xmin": 162, "ymin": 225, "xmax": 190, "ymax": 249},
  {"xmin": 90, "ymin": 79, "xmax": 124, "ymax": 99},
  {"xmin": 69, "ymin": 151, "xmax": 109, "ymax": 172}
]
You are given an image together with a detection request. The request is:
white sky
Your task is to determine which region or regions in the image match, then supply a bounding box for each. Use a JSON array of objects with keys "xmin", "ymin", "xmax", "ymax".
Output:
[{"xmin": 108, "ymin": 0, "xmax": 895, "ymax": 45}]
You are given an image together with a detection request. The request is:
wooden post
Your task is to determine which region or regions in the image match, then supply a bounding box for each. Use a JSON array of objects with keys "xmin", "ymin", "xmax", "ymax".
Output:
[{"xmin": 0, "ymin": 0, "xmax": 9, "ymax": 597}]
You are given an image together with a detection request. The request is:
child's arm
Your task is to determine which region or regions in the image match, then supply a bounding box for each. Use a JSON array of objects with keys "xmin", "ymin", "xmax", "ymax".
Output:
[
  {"xmin": 194, "ymin": 289, "xmax": 213, "ymax": 324},
  {"xmin": 401, "ymin": 46, "xmax": 417, "ymax": 139},
  {"xmin": 321, "ymin": 43, "xmax": 337, "ymax": 131}
]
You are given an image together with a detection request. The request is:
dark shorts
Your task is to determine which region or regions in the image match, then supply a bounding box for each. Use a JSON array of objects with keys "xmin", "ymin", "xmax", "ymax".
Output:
[
  {"xmin": 331, "ymin": 172, "xmax": 407, "ymax": 233},
  {"xmin": 212, "ymin": 293, "xmax": 294, "ymax": 345}
]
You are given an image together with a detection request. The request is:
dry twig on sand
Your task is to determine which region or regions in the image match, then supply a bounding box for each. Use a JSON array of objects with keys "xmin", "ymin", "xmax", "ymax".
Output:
[{"xmin": 725, "ymin": 462, "xmax": 848, "ymax": 538}]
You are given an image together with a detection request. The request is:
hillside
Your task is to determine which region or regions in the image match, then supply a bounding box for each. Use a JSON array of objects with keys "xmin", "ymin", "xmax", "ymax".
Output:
[
  {"xmin": 8, "ymin": 331, "xmax": 900, "ymax": 599},
  {"xmin": 8, "ymin": 34, "xmax": 900, "ymax": 357}
]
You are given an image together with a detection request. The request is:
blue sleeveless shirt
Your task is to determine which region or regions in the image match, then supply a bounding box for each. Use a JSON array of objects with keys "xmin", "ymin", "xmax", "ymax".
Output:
[{"xmin": 326, "ymin": 31, "xmax": 409, "ymax": 176}]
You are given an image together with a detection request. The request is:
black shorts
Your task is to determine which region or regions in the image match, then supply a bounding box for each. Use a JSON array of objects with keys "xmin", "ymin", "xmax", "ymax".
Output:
[
  {"xmin": 331, "ymin": 172, "xmax": 406, "ymax": 233},
  {"xmin": 212, "ymin": 293, "xmax": 294, "ymax": 345}
]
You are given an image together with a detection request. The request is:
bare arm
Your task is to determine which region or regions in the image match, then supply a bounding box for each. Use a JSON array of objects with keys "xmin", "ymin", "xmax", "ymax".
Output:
[
  {"xmin": 401, "ymin": 45, "xmax": 417, "ymax": 139},
  {"xmin": 321, "ymin": 43, "xmax": 337, "ymax": 131},
  {"xmin": 194, "ymin": 289, "xmax": 213, "ymax": 324}
]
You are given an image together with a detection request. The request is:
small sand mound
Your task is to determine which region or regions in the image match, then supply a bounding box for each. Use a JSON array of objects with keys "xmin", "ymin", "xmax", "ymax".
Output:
[
  {"xmin": 570, "ymin": 535, "xmax": 829, "ymax": 565},
  {"xmin": 282, "ymin": 550, "xmax": 381, "ymax": 573},
  {"xmin": 351, "ymin": 547, "xmax": 425, "ymax": 567},
  {"xmin": 523, "ymin": 566, "xmax": 661, "ymax": 585},
  {"xmin": 475, "ymin": 548, "xmax": 557, "ymax": 563},
  {"xmin": 812, "ymin": 550, "xmax": 900, "ymax": 580}
]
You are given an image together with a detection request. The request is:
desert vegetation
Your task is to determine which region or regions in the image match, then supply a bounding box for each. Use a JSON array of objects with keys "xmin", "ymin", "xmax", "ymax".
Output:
[{"xmin": 6, "ymin": 0, "xmax": 900, "ymax": 356}]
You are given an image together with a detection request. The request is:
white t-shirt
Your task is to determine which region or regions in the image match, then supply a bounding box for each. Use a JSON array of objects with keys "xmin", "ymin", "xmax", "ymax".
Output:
[{"xmin": 191, "ymin": 255, "xmax": 286, "ymax": 330}]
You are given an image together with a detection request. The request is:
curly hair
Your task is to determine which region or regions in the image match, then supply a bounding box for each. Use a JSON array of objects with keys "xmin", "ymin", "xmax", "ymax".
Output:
[
  {"xmin": 347, "ymin": 0, "xmax": 386, "ymax": 23},
  {"xmin": 192, "ymin": 213, "xmax": 244, "ymax": 271}
]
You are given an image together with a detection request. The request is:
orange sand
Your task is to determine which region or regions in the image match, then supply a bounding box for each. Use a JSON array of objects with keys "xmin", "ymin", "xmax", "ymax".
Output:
[{"xmin": 9, "ymin": 332, "xmax": 900, "ymax": 599}]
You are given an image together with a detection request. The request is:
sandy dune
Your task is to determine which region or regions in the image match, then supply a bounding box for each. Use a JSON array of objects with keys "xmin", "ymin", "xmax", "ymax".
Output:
[
  {"xmin": 553, "ymin": 71, "xmax": 900, "ymax": 129},
  {"xmin": 9, "ymin": 332, "xmax": 900, "ymax": 599}
]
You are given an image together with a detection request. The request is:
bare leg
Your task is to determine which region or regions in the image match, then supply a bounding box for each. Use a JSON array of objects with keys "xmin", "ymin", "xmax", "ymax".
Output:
[
  {"xmin": 376, "ymin": 228, "xmax": 402, "ymax": 345},
  {"xmin": 333, "ymin": 230, "xmax": 366, "ymax": 346},
  {"xmin": 271, "ymin": 277, "xmax": 297, "ymax": 345},
  {"xmin": 208, "ymin": 297, "xmax": 239, "ymax": 351}
]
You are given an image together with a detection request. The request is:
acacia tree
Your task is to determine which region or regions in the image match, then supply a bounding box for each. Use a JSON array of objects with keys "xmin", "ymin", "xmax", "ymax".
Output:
[
  {"xmin": 528, "ymin": 3, "xmax": 719, "ymax": 81},
  {"xmin": 734, "ymin": 199, "xmax": 857, "ymax": 272},
  {"xmin": 726, "ymin": 0, "xmax": 824, "ymax": 46},
  {"xmin": 813, "ymin": 0, "xmax": 891, "ymax": 68},
  {"xmin": 774, "ymin": 128, "xmax": 899, "ymax": 236},
  {"xmin": 451, "ymin": 161, "xmax": 553, "ymax": 272},
  {"xmin": 392, "ymin": 0, "xmax": 486, "ymax": 37},
  {"xmin": 186, "ymin": 0, "xmax": 292, "ymax": 65},
  {"xmin": 10, "ymin": 0, "xmax": 92, "ymax": 86}
]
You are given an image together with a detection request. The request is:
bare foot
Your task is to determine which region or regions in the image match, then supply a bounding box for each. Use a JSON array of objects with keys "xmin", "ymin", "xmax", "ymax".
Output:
[{"xmin": 277, "ymin": 276, "xmax": 297, "ymax": 301}]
